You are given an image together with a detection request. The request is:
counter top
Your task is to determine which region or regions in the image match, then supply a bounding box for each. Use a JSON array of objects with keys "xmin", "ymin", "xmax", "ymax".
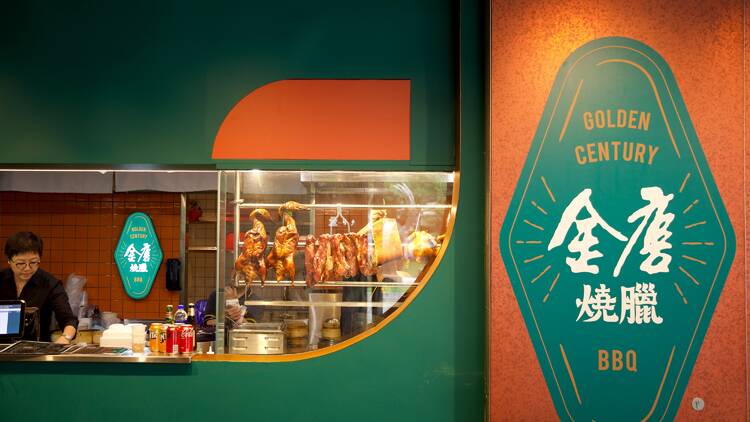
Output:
[
  {"xmin": 0, "ymin": 342, "xmax": 192, "ymax": 364},
  {"xmin": 0, "ymin": 352, "xmax": 192, "ymax": 364}
]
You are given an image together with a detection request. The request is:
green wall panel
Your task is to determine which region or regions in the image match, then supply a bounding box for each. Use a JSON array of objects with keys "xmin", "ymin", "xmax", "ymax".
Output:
[
  {"xmin": 0, "ymin": 0, "xmax": 484, "ymax": 420},
  {"xmin": 0, "ymin": 1, "xmax": 455, "ymax": 168}
]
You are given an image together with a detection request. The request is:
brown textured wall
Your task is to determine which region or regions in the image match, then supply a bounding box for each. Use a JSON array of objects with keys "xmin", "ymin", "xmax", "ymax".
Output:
[{"xmin": 489, "ymin": 1, "xmax": 746, "ymax": 420}]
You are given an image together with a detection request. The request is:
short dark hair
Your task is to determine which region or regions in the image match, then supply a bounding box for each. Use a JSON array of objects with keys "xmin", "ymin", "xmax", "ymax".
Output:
[{"xmin": 4, "ymin": 232, "xmax": 43, "ymax": 260}]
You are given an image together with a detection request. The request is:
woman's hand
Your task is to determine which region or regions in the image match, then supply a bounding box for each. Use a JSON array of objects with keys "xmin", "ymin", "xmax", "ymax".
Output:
[
  {"xmin": 224, "ymin": 286, "xmax": 245, "ymax": 323},
  {"xmin": 225, "ymin": 305, "xmax": 243, "ymax": 322},
  {"xmin": 55, "ymin": 325, "xmax": 76, "ymax": 345}
]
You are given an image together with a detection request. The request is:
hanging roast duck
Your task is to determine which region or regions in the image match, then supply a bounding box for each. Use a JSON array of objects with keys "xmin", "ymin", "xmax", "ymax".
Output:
[
  {"xmin": 266, "ymin": 201, "xmax": 308, "ymax": 283},
  {"xmin": 234, "ymin": 208, "xmax": 271, "ymax": 285}
]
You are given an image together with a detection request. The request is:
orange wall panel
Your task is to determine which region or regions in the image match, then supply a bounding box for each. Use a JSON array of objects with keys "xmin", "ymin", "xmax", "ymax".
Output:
[
  {"xmin": 490, "ymin": 1, "xmax": 745, "ymax": 420},
  {"xmin": 212, "ymin": 79, "xmax": 411, "ymax": 161}
]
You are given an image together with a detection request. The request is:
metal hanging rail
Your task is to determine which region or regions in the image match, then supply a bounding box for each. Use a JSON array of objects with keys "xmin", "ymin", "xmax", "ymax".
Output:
[
  {"xmin": 237, "ymin": 240, "xmax": 443, "ymax": 248},
  {"xmin": 244, "ymin": 300, "xmax": 403, "ymax": 308},
  {"xmin": 187, "ymin": 246, "xmax": 219, "ymax": 252},
  {"xmin": 242, "ymin": 280, "xmax": 418, "ymax": 288},
  {"xmin": 235, "ymin": 202, "xmax": 452, "ymax": 209}
]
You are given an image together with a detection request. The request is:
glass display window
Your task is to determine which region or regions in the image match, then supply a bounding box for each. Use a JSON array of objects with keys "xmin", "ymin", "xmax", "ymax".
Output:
[{"xmin": 215, "ymin": 170, "xmax": 454, "ymax": 355}]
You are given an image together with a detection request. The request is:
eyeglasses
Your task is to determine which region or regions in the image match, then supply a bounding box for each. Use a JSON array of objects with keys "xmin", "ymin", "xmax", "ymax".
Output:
[{"xmin": 9, "ymin": 260, "xmax": 40, "ymax": 270}]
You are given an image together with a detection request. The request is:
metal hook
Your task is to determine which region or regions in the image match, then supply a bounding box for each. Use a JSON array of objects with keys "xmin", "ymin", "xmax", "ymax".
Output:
[
  {"xmin": 328, "ymin": 216, "xmax": 337, "ymax": 234},
  {"xmin": 339, "ymin": 206, "xmax": 351, "ymax": 232},
  {"xmin": 329, "ymin": 204, "xmax": 350, "ymax": 233}
]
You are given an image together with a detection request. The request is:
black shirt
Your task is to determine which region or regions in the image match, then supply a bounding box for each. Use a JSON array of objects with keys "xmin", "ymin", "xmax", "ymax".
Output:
[{"xmin": 0, "ymin": 268, "xmax": 78, "ymax": 341}]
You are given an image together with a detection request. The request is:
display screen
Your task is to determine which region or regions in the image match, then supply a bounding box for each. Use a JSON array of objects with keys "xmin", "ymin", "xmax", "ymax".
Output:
[{"xmin": 0, "ymin": 301, "xmax": 24, "ymax": 338}]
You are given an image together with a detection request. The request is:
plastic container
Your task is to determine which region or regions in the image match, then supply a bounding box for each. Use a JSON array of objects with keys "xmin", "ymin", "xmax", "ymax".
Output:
[
  {"xmin": 174, "ymin": 305, "xmax": 188, "ymax": 324},
  {"xmin": 78, "ymin": 317, "xmax": 92, "ymax": 330},
  {"xmin": 99, "ymin": 324, "xmax": 132, "ymax": 348},
  {"xmin": 131, "ymin": 323, "xmax": 147, "ymax": 352}
]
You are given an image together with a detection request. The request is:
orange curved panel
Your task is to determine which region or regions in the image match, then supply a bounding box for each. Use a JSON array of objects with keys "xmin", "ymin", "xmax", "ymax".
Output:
[{"xmin": 212, "ymin": 79, "xmax": 411, "ymax": 161}]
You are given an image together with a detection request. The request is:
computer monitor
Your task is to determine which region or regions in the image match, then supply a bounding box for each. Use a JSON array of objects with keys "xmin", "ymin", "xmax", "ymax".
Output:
[{"xmin": 0, "ymin": 300, "xmax": 25, "ymax": 342}]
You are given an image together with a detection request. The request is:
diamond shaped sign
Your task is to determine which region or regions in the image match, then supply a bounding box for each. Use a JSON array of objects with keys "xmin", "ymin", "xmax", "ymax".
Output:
[
  {"xmin": 115, "ymin": 212, "xmax": 164, "ymax": 300},
  {"xmin": 499, "ymin": 37, "xmax": 735, "ymax": 421}
]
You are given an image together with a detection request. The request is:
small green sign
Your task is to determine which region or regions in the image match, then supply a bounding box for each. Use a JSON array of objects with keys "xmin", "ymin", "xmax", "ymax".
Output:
[
  {"xmin": 115, "ymin": 212, "xmax": 164, "ymax": 300},
  {"xmin": 500, "ymin": 37, "xmax": 735, "ymax": 421}
]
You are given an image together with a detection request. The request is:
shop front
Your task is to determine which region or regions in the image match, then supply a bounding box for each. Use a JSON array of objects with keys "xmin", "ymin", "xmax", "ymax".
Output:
[
  {"xmin": 0, "ymin": 1, "xmax": 485, "ymax": 421},
  {"xmin": 9, "ymin": 1, "xmax": 750, "ymax": 421}
]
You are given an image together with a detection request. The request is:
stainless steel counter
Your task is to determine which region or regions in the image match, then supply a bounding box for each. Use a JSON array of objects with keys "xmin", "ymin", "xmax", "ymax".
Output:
[
  {"xmin": 0, "ymin": 343, "xmax": 192, "ymax": 364},
  {"xmin": 0, "ymin": 352, "xmax": 191, "ymax": 364}
]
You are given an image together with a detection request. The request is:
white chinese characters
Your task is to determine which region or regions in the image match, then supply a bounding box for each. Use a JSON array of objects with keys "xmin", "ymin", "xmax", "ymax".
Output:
[
  {"xmin": 576, "ymin": 282, "xmax": 663, "ymax": 325},
  {"xmin": 575, "ymin": 284, "xmax": 618, "ymax": 322},
  {"xmin": 548, "ymin": 187, "xmax": 674, "ymax": 276},
  {"xmin": 123, "ymin": 243, "xmax": 152, "ymax": 273}
]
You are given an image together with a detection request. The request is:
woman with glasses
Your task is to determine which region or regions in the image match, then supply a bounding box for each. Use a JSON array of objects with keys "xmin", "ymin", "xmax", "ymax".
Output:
[{"xmin": 0, "ymin": 231, "xmax": 78, "ymax": 343}]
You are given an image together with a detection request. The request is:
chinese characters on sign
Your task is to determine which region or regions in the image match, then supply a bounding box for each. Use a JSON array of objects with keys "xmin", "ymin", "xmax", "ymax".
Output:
[
  {"xmin": 115, "ymin": 212, "xmax": 163, "ymax": 300},
  {"xmin": 124, "ymin": 243, "xmax": 151, "ymax": 273},
  {"xmin": 548, "ymin": 186, "xmax": 674, "ymax": 277},
  {"xmin": 548, "ymin": 186, "xmax": 674, "ymax": 324},
  {"xmin": 576, "ymin": 283, "xmax": 663, "ymax": 325}
]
